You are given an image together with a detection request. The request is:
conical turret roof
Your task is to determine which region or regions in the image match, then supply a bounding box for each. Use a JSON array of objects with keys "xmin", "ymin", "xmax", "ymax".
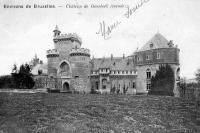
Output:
[
  {"xmin": 53, "ymin": 25, "xmax": 60, "ymax": 32},
  {"xmin": 138, "ymin": 33, "xmax": 169, "ymax": 51}
]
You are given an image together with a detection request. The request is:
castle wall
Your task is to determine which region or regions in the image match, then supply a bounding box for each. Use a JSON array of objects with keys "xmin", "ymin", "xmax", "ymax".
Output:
[
  {"xmin": 69, "ymin": 50, "xmax": 91, "ymax": 93},
  {"xmin": 110, "ymin": 76, "xmax": 136, "ymax": 94},
  {"xmin": 54, "ymin": 40, "xmax": 81, "ymax": 61},
  {"xmin": 134, "ymin": 48, "xmax": 179, "ymax": 65},
  {"xmin": 47, "ymin": 57, "xmax": 59, "ymax": 77},
  {"xmin": 136, "ymin": 64, "xmax": 180, "ymax": 95},
  {"xmin": 90, "ymin": 75, "xmax": 137, "ymax": 94},
  {"xmin": 135, "ymin": 47, "xmax": 180, "ymax": 94},
  {"xmin": 136, "ymin": 64, "xmax": 159, "ymax": 93}
]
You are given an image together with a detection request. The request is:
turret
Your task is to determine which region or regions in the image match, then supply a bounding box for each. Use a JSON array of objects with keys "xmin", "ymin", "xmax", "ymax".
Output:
[
  {"xmin": 69, "ymin": 48, "xmax": 91, "ymax": 92},
  {"xmin": 53, "ymin": 25, "xmax": 61, "ymax": 37},
  {"xmin": 46, "ymin": 49, "xmax": 60, "ymax": 77}
]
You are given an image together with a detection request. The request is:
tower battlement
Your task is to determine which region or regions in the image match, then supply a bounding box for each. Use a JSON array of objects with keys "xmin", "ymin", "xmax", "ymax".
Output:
[
  {"xmin": 46, "ymin": 49, "xmax": 59, "ymax": 57},
  {"xmin": 53, "ymin": 33, "xmax": 82, "ymax": 44},
  {"xmin": 69, "ymin": 48, "xmax": 90, "ymax": 57}
]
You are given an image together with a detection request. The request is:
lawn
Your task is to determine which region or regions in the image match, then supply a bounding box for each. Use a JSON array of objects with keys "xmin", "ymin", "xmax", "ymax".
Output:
[{"xmin": 0, "ymin": 93, "xmax": 200, "ymax": 133}]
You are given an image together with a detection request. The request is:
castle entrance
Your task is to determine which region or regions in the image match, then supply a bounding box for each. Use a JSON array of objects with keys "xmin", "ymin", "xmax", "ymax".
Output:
[{"xmin": 63, "ymin": 82, "xmax": 70, "ymax": 91}]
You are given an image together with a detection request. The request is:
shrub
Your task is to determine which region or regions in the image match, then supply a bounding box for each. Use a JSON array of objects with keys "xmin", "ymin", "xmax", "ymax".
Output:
[{"xmin": 148, "ymin": 64, "xmax": 175, "ymax": 96}]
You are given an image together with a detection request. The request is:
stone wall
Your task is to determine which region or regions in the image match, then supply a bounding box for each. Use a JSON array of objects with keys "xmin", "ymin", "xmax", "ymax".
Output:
[
  {"xmin": 54, "ymin": 40, "xmax": 81, "ymax": 61},
  {"xmin": 134, "ymin": 48, "xmax": 179, "ymax": 65},
  {"xmin": 70, "ymin": 78, "xmax": 91, "ymax": 93}
]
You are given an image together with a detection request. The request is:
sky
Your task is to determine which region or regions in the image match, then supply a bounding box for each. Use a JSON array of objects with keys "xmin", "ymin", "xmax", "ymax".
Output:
[{"xmin": 0, "ymin": 0, "xmax": 200, "ymax": 79}]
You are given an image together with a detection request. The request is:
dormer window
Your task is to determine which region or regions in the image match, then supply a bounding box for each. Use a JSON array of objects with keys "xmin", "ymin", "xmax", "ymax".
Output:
[{"xmin": 150, "ymin": 43, "xmax": 153, "ymax": 48}]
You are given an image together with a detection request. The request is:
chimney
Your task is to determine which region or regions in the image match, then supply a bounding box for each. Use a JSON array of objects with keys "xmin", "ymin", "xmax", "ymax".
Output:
[
  {"xmin": 168, "ymin": 40, "xmax": 174, "ymax": 47},
  {"xmin": 111, "ymin": 54, "xmax": 113, "ymax": 60},
  {"xmin": 123, "ymin": 54, "xmax": 125, "ymax": 59}
]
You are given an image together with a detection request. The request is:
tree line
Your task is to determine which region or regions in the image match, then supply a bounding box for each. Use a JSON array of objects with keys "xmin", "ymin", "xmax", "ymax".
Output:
[{"xmin": 0, "ymin": 64, "xmax": 35, "ymax": 89}]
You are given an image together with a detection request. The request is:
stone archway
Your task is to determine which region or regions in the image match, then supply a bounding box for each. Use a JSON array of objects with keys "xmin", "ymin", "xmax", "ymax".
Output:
[
  {"xmin": 102, "ymin": 79, "xmax": 107, "ymax": 89},
  {"xmin": 58, "ymin": 60, "xmax": 71, "ymax": 78},
  {"xmin": 63, "ymin": 82, "xmax": 70, "ymax": 91}
]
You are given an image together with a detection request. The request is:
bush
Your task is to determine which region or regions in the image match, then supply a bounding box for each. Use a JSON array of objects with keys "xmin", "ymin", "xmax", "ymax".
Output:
[
  {"xmin": 11, "ymin": 64, "xmax": 35, "ymax": 89},
  {"xmin": 0, "ymin": 75, "xmax": 14, "ymax": 89},
  {"xmin": 148, "ymin": 64, "xmax": 175, "ymax": 96}
]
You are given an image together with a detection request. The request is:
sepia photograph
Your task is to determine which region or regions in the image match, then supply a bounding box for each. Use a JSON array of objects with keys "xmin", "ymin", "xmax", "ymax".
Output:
[{"xmin": 0, "ymin": 0, "xmax": 200, "ymax": 132}]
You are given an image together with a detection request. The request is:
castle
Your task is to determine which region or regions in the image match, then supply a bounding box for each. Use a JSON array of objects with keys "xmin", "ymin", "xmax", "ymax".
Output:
[{"xmin": 32, "ymin": 26, "xmax": 180, "ymax": 95}]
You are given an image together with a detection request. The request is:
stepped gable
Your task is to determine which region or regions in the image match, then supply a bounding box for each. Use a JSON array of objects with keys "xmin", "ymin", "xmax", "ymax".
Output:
[
  {"xmin": 138, "ymin": 33, "xmax": 169, "ymax": 51},
  {"xmin": 92, "ymin": 57, "xmax": 135, "ymax": 71}
]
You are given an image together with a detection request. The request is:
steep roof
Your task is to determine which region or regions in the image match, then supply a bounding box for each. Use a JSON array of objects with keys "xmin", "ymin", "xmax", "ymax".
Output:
[
  {"xmin": 138, "ymin": 33, "xmax": 169, "ymax": 52},
  {"xmin": 91, "ymin": 57, "xmax": 135, "ymax": 71}
]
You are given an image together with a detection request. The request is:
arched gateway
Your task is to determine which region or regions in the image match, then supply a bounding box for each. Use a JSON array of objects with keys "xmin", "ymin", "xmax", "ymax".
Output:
[{"xmin": 63, "ymin": 82, "xmax": 70, "ymax": 91}]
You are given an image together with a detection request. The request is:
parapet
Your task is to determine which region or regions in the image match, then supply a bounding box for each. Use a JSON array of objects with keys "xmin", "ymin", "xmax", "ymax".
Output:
[
  {"xmin": 46, "ymin": 49, "xmax": 59, "ymax": 58},
  {"xmin": 69, "ymin": 48, "xmax": 90, "ymax": 57},
  {"xmin": 53, "ymin": 33, "xmax": 82, "ymax": 44}
]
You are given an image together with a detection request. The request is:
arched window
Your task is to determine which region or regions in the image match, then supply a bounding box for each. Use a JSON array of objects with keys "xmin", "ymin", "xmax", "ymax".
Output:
[
  {"xmin": 146, "ymin": 69, "xmax": 151, "ymax": 79},
  {"xmin": 59, "ymin": 62, "xmax": 70, "ymax": 76}
]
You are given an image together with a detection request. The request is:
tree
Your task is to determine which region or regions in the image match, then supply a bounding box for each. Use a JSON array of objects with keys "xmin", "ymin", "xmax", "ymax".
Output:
[
  {"xmin": 11, "ymin": 63, "xmax": 35, "ymax": 89},
  {"xmin": 12, "ymin": 64, "xmax": 18, "ymax": 73},
  {"xmin": 195, "ymin": 69, "xmax": 200, "ymax": 85},
  {"xmin": 148, "ymin": 64, "xmax": 175, "ymax": 96},
  {"xmin": 0, "ymin": 75, "xmax": 13, "ymax": 88}
]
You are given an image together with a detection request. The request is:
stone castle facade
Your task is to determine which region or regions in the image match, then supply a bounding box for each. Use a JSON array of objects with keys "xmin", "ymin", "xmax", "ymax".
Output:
[{"xmin": 33, "ymin": 26, "xmax": 180, "ymax": 95}]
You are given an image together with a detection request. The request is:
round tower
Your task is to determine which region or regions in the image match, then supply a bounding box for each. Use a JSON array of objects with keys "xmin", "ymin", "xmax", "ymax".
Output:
[
  {"xmin": 53, "ymin": 31, "xmax": 82, "ymax": 60},
  {"xmin": 46, "ymin": 49, "xmax": 60, "ymax": 78},
  {"xmin": 69, "ymin": 48, "xmax": 91, "ymax": 93}
]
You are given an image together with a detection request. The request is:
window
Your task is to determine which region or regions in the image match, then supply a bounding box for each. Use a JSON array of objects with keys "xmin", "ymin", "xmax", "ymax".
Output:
[
  {"xmin": 146, "ymin": 83, "xmax": 151, "ymax": 91},
  {"xmin": 96, "ymin": 81, "xmax": 99, "ymax": 90},
  {"xmin": 102, "ymin": 79, "xmax": 107, "ymax": 89},
  {"xmin": 146, "ymin": 69, "xmax": 151, "ymax": 79},
  {"xmin": 150, "ymin": 43, "xmax": 153, "ymax": 48},
  {"xmin": 38, "ymin": 70, "xmax": 42, "ymax": 75},
  {"xmin": 146, "ymin": 55, "xmax": 150, "ymax": 60},
  {"xmin": 60, "ymin": 62, "xmax": 70, "ymax": 73},
  {"xmin": 132, "ymin": 82, "xmax": 135, "ymax": 88},
  {"xmin": 157, "ymin": 52, "xmax": 160, "ymax": 59},
  {"xmin": 127, "ymin": 61, "xmax": 129, "ymax": 65},
  {"xmin": 137, "ymin": 57, "xmax": 140, "ymax": 61}
]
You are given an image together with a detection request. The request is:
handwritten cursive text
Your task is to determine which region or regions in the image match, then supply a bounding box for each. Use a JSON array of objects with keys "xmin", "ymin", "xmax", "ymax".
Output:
[
  {"xmin": 96, "ymin": 20, "xmax": 121, "ymax": 40},
  {"xmin": 124, "ymin": 0, "xmax": 150, "ymax": 19}
]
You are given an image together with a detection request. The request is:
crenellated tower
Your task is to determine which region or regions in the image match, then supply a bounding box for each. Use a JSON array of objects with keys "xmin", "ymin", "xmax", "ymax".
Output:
[
  {"xmin": 69, "ymin": 48, "xmax": 91, "ymax": 92},
  {"xmin": 46, "ymin": 25, "xmax": 91, "ymax": 92}
]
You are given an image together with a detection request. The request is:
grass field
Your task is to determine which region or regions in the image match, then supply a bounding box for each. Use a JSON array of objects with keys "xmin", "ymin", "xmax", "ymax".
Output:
[{"xmin": 0, "ymin": 93, "xmax": 200, "ymax": 133}]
